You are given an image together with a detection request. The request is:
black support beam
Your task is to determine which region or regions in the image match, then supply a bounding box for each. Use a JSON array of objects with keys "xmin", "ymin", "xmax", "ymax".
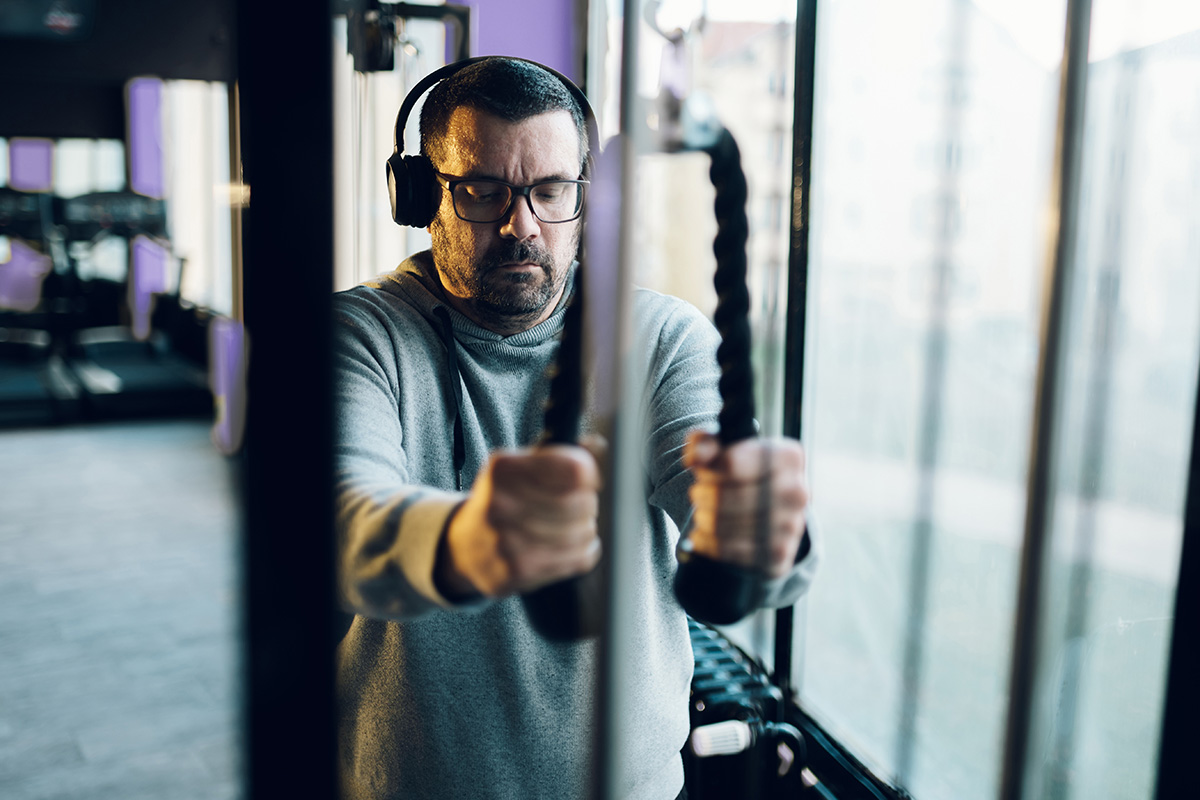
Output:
[
  {"xmin": 238, "ymin": 2, "xmax": 337, "ymax": 798},
  {"xmin": 1155, "ymin": 337, "xmax": 1200, "ymax": 797}
]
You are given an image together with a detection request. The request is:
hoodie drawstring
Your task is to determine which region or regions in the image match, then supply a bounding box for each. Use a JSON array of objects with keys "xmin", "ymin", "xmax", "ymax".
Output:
[{"xmin": 434, "ymin": 306, "xmax": 466, "ymax": 491}]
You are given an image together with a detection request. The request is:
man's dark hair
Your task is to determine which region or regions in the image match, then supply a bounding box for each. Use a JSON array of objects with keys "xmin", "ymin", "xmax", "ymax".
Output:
[{"xmin": 419, "ymin": 57, "xmax": 589, "ymax": 174}]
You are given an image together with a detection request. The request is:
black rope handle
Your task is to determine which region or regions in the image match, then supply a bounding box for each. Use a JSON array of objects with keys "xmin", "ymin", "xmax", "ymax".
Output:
[
  {"xmin": 709, "ymin": 129, "xmax": 758, "ymax": 444},
  {"xmin": 674, "ymin": 127, "xmax": 770, "ymax": 625},
  {"xmin": 522, "ymin": 265, "xmax": 605, "ymax": 641},
  {"xmin": 539, "ymin": 272, "xmax": 584, "ymax": 447}
]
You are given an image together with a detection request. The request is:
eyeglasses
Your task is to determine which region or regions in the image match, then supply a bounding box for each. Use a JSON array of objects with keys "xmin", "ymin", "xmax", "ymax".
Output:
[{"xmin": 435, "ymin": 174, "xmax": 588, "ymax": 224}]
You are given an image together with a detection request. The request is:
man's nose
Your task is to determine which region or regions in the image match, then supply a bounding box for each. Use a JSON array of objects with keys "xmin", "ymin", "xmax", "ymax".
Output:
[{"xmin": 499, "ymin": 195, "xmax": 540, "ymax": 241}]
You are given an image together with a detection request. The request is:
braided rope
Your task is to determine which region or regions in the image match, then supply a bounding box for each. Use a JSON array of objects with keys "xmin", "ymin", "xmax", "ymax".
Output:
[
  {"xmin": 525, "ymin": 258, "xmax": 602, "ymax": 641},
  {"xmin": 540, "ymin": 267, "xmax": 584, "ymax": 446},
  {"xmin": 708, "ymin": 129, "xmax": 757, "ymax": 445}
]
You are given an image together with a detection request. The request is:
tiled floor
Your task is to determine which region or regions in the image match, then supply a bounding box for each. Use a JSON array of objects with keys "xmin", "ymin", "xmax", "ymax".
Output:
[{"xmin": 0, "ymin": 420, "xmax": 241, "ymax": 800}]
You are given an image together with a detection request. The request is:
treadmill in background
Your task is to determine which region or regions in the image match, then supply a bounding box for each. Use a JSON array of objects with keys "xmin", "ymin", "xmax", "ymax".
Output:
[
  {"xmin": 56, "ymin": 188, "xmax": 212, "ymax": 422},
  {"xmin": 0, "ymin": 184, "xmax": 84, "ymax": 427}
]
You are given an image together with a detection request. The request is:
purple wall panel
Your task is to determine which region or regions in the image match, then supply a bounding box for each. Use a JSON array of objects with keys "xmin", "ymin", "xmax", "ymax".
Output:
[
  {"xmin": 457, "ymin": 0, "xmax": 579, "ymax": 83},
  {"xmin": 8, "ymin": 138, "xmax": 54, "ymax": 192},
  {"xmin": 209, "ymin": 315, "xmax": 248, "ymax": 455},
  {"xmin": 132, "ymin": 234, "xmax": 169, "ymax": 295},
  {"xmin": 127, "ymin": 77, "xmax": 165, "ymax": 198},
  {"xmin": 0, "ymin": 238, "xmax": 52, "ymax": 311},
  {"xmin": 130, "ymin": 234, "xmax": 169, "ymax": 340}
]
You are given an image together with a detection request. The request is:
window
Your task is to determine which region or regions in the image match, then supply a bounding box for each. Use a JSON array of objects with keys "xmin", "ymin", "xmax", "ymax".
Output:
[{"xmin": 794, "ymin": 1, "xmax": 1200, "ymax": 798}]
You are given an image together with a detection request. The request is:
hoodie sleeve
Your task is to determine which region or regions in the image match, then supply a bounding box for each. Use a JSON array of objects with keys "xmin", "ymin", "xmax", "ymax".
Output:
[
  {"xmin": 640, "ymin": 292, "xmax": 819, "ymax": 611},
  {"xmin": 332, "ymin": 292, "xmax": 491, "ymax": 622}
]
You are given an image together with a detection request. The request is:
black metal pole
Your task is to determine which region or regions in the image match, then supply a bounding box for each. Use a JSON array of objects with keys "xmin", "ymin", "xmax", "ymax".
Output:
[
  {"xmin": 998, "ymin": 0, "xmax": 1092, "ymax": 797},
  {"xmin": 238, "ymin": 2, "xmax": 338, "ymax": 797},
  {"xmin": 1043, "ymin": 50, "xmax": 1139, "ymax": 796},
  {"xmin": 775, "ymin": 0, "xmax": 819, "ymax": 704}
]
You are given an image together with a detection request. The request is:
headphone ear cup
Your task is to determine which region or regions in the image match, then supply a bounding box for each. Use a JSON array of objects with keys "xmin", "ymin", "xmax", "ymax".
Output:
[{"xmin": 387, "ymin": 152, "xmax": 439, "ymax": 228}]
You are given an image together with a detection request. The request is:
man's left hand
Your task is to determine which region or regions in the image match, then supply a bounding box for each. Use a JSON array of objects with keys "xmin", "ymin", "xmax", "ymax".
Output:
[{"xmin": 683, "ymin": 431, "xmax": 809, "ymax": 579}]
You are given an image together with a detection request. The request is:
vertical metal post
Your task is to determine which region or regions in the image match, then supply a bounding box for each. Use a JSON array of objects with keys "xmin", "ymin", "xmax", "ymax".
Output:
[
  {"xmin": 775, "ymin": 0, "xmax": 819, "ymax": 704},
  {"xmin": 593, "ymin": 3, "xmax": 646, "ymax": 798},
  {"xmin": 229, "ymin": 82, "xmax": 245, "ymax": 325},
  {"xmin": 998, "ymin": 1, "xmax": 1092, "ymax": 797},
  {"xmin": 237, "ymin": 2, "xmax": 338, "ymax": 797}
]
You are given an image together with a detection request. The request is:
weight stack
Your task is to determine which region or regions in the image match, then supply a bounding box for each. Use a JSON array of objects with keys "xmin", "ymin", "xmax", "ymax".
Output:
[{"xmin": 683, "ymin": 618, "xmax": 807, "ymax": 799}]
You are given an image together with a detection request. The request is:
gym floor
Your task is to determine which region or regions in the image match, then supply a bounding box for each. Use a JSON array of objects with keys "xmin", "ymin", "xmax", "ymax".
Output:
[{"xmin": 0, "ymin": 420, "xmax": 241, "ymax": 800}]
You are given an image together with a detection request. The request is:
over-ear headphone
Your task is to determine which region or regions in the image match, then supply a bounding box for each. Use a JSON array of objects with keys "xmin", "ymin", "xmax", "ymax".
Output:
[{"xmin": 386, "ymin": 55, "xmax": 598, "ymax": 229}]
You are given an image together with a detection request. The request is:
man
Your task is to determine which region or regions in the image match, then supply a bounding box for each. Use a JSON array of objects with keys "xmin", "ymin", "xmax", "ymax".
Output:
[{"xmin": 333, "ymin": 57, "xmax": 817, "ymax": 800}]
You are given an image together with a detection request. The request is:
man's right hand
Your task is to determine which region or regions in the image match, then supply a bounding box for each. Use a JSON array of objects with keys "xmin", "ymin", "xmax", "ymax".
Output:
[{"xmin": 437, "ymin": 444, "xmax": 602, "ymax": 599}]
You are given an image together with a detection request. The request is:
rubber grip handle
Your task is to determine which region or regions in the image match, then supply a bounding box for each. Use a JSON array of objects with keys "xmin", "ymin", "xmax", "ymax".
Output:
[
  {"xmin": 675, "ymin": 544, "xmax": 768, "ymax": 626},
  {"xmin": 522, "ymin": 568, "xmax": 604, "ymax": 640}
]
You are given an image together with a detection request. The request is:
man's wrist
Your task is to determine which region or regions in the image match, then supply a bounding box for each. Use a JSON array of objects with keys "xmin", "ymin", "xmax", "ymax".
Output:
[{"xmin": 434, "ymin": 507, "xmax": 482, "ymax": 602}]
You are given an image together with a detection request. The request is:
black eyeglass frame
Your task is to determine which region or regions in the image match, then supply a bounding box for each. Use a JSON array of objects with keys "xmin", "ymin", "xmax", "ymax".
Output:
[{"xmin": 434, "ymin": 173, "xmax": 590, "ymax": 224}]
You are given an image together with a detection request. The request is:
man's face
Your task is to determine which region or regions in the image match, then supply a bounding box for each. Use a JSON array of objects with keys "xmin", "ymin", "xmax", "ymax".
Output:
[{"xmin": 428, "ymin": 107, "xmax": 584, "ymax": 335}]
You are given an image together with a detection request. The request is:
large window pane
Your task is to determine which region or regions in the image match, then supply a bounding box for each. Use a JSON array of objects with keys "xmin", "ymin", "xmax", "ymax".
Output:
[
  {"xmin": 796, "ymin": 0, "xmax": 1063, "ymax": 796},
  {"xmin": 796, "ymin": 1, "xmax": 1200, "ymax": 799}
]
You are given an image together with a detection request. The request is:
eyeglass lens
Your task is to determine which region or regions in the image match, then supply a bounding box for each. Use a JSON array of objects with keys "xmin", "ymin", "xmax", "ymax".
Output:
[{"xmin": 452, "ymin": 181, "xmax": 583, "ymax": 223}]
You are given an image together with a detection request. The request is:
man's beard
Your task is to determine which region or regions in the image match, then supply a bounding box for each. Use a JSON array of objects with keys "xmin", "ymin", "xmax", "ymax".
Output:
[
  {"xmin": 469, "ymin": 240, "xmax": 558, "ymax": 318},
  {"xmin": 432, "ymin": 224, "xmax": 577, "ymax": 331}
]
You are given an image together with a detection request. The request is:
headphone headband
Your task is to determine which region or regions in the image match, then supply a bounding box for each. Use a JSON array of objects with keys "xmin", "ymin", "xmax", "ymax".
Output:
[{"xmin": 391, "ymin": 55, "xmax": 598, "ymax": 158}]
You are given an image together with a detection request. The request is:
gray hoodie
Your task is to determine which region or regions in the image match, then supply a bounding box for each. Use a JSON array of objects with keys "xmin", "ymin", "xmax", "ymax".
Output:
[{"xmin": 332, "ymin": 251, "xmax": 817, "ymax": 799}]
